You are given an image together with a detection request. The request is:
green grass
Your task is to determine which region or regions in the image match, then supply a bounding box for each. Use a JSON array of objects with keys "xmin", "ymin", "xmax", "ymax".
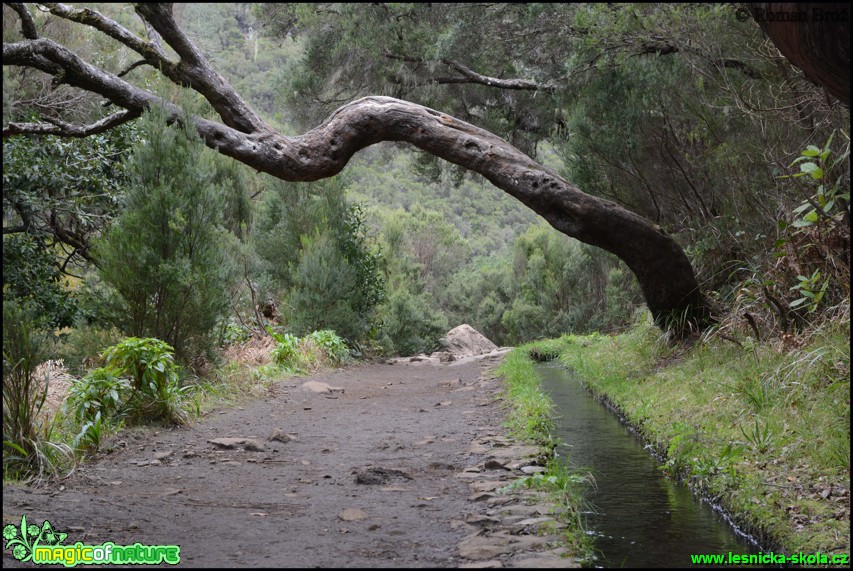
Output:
[
  {"xmin": 555, "ymin": 312, "xmax": 850, "ymax": 557},
  {"xmin": 496, "ymin": 348, "xmax": 557, "ymax": 446},
  {"xmin": 496, "ymin": 345, "xmax": 595, "ymax": 562}
]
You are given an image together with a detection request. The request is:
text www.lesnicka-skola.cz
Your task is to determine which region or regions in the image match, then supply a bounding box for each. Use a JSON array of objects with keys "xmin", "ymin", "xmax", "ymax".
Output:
[{"xmin": 690, "ymin": 551, "xmax": 848, "ymax": 566}]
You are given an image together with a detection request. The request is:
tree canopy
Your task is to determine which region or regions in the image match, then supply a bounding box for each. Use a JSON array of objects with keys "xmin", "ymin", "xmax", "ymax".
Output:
[{"xmin": 3, "ymin": 3, "xmax": 850, "ymax": 335}]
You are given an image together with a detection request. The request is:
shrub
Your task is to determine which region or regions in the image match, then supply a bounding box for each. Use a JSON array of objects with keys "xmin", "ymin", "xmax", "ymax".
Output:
[
  {"xmin": 66, "ymin": 367, "xmax": 130, "ymax": 423},
  {"xmin": 98, "ymin": 337, "xmax": 188, "ymax": 426},
  {"xmin": 267, "ymin": 327, "xmax": 349, "ymax": 370},
  {"xmin": 307, "ymin": 330, "xmax": 349, "ymax": 363}
]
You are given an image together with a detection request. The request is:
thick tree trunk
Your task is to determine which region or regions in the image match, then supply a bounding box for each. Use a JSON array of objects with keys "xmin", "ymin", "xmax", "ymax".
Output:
[{"xmin": 748, "ymin": 3, "xmax": 850, "ymax": 107}]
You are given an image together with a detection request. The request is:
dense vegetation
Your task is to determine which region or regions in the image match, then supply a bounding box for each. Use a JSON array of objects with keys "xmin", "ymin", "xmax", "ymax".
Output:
[{"xmin": 2, "ymin": 9, "xmax": 848, "ymax": 559}]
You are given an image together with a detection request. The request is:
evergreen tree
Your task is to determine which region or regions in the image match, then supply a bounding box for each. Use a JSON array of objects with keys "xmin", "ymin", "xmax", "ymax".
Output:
[
  {"xmin": 95, "ymin": 107, "xmax": 237, "ymax": 362},
  {"xmin": 255, "ymin": 177, "xmax": 383, "ymax": 344}
]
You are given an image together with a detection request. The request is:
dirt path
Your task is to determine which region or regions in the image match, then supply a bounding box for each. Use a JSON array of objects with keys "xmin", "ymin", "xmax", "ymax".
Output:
[{"xmin": 3, "ymin": 353, "xmax": 577, "ymax": 568}]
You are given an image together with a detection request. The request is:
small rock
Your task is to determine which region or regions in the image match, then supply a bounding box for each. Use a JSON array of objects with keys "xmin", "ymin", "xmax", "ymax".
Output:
[
  {"xmin": 484, "ymin": 459, "xmax": 510, "ymax": 471},
  {"xmin": 208, "ymin": 438, "xmax": 247, "ymax": 449},
  {"xmin": 435, "ymin": 352, "xmax": 456, "ymax": 363},
  {"xmin": 243, "ymin": 439, "xmax": 265, "ymax": 452},
  {"xmin": 268, "ymin": 429, "xmax": 292, "ymax": 444},
  {"xmin": 338, "ymin": 508, "xmax": 367, "ymax": 522},
  {"xmin": 302, "ymin": 380, "xmax": 335, "ymax": 394},
  {"xmin": 464, "ymin": 514, "xmax": 501, "ymax": 527},
  {"xmin": 519, "ymin": 465, "xmax": 546, "ymax": 474},
  {"xmin": 355, "ymin": 467, "xmax": 412, "ymax": 485}
]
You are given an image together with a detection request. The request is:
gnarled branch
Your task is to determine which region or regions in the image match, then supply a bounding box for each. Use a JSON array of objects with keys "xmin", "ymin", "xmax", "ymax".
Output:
[{"xmin": 7, "ymin": 3, "xmax": 38, "ymax": 39}]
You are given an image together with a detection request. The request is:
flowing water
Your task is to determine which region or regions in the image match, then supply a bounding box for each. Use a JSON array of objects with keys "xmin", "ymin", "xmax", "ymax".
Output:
[{"xmin": 538, "ymin": 363, "xmax": 760, "ymax": 568}]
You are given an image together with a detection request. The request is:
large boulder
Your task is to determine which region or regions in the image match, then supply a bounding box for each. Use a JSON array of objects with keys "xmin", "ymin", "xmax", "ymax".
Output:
[{"xmin": 440, "ymin": 324, "xmax": 498, "ymax": 358}]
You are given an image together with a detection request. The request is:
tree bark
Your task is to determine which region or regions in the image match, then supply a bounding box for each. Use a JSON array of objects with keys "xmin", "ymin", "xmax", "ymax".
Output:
[
  {"xmin": 2, "ymin": 3, "xmax": 711, "ymax": 333},
  {"xmin": 748, "ymin": 3, "xmax": 850, "ymax": 107}
]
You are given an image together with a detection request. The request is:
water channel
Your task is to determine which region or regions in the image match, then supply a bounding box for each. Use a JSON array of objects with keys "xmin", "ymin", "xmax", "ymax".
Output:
[{"xmin": 538, "ymin": 363, "xmax": 760, "ymax": 567}]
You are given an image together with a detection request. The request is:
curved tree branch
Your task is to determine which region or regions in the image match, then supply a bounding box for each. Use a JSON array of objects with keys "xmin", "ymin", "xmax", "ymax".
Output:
[
  {"xmin": 133, "ymin": 3, "xmax": 267, "ymax": 133},
  {"xmin": 7, "ymin": 3, "xmax": 39, "ymax": 39}
]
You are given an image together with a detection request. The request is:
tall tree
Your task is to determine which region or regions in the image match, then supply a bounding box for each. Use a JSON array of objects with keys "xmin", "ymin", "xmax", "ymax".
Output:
[
  {"xmin": 95, "ymin": 106, "xmax": 235, "ymax": 361},
  {"xmin": 5, "ymin": 4, "xmax": 844, "ymax": 333}
]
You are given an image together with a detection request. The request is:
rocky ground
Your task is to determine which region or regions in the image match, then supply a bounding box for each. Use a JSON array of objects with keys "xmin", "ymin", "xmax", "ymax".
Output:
[{"xmin": 3, "ymin": 349, "xmax": 580, "ymax": 568}]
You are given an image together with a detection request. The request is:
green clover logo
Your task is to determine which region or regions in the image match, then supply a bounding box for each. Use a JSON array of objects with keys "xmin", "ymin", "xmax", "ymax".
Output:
[{"xmin": 2, "ymin": 516, "xmax": 67, "ymax": 562}]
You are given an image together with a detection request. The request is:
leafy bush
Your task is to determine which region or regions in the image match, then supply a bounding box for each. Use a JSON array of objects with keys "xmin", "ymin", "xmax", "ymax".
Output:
[
  {"xmin": 66, "ymin": 367, "xmax": 130, "ymax": 423},
  {"xmin": 97, "ymin": 337, "xmax": 188, "ymax": 426},
  {"xmin": 307, "ymin": 330, "xmax": 349, "ymax": 363},
  {"xmin": 267, "ymin": 327, "xmax": 300, "ymax": 368},
  {"xmin": 267, "ymin": 327, "xmax": 349, "ymax": 370},
  {"xmin": 64, "ymin": 337, "xmax": 188, "ymax": 446}
]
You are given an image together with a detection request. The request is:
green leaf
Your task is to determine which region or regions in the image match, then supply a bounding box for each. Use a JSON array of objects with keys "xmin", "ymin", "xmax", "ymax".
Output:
[
  {"xmin": 799, "ymin": 162, "xmax": 822, "ymax": 179},
  {"xmin": 803, "ymin": 211, "xmax": 819, "ymax": 223},
  {"xmin": 822, "ymin": 130, "xmax": 836, "ymax": 155},
  {"xmin": 792, "ymin": 202, "xmax": 812, "ymax": 215},
  {"xmin": 801, "ymin": 146, "xmax": 821, "ymax": 157},
  {"xmin": 789, "ymin": 298, "xmax": 808, "ymax": 307},
  {"xmin": 3, "ymin": 440, "xmax": 28, "ymax": 455}
]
